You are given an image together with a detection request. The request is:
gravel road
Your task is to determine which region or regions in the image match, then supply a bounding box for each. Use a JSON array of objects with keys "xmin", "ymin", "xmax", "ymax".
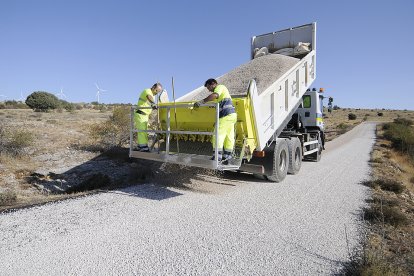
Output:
[{"xmin": 0, "ymin": 123, "xmax": 376, "ymax": 275}]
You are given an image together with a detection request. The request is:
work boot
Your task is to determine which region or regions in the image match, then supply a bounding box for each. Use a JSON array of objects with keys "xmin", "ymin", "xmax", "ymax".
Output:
[
  {"xmin": 138, "ymin": 146, "xmax": 150, "ymax": 152},
  {"xmin": 222, "ymin": 150, "xmax": 233, "ymax": 165},
  {"xmin": 222, "ymin": 150, "xmax": 233, "ymax": 161},
  {"xmin": 211, "ymin": 151, "xmax": 222, "ymax": 162}
]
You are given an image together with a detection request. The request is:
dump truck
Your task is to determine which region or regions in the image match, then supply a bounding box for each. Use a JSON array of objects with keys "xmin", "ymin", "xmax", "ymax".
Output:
[{"xmin": 130, "ymin": 22, "xmax": 324, "ymax": 182}]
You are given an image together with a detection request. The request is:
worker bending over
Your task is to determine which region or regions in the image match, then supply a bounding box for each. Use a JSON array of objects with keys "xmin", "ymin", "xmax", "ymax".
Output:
[
  {"xmin": 135, "ymin": 83, "xmax": 163, "ymax": 152},
  {"xmin": 194, "ymin": 79, "xmax": 237, "ymax": 163}
]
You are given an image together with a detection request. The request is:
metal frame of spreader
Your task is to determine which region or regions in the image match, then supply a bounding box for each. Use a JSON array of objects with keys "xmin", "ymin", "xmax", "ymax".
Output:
[{"xmin": 129, "ymin": 103, "xmax": 243, "ymax": 171}]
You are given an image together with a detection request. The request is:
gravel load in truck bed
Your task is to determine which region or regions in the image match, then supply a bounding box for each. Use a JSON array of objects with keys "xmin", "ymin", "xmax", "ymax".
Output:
[{"xmin": 179, "ymin": 54, "xmax": 300, "ymax": 101}]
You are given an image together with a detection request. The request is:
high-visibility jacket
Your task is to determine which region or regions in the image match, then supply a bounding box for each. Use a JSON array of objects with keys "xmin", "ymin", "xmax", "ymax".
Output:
[
  {"xmin": 212, "ymin": 84, "xmax": 235, "ymax": 118},
  {"xmin": 137, "ymin": 88, "xmax": 154, "ymax": 116}
]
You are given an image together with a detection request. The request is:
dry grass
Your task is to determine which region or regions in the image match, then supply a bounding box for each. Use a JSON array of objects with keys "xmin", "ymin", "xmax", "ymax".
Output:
[
  {"xmin": 346, "ymin": 119, "xmax": 414, "ymax": 275},
  {"xmin": 323, "ymin": 108, "xmax": 414, "ymax": 141},
  {"xmin": 362, "ymin": 179, "xmax": 405, "ymax": 194},
  {"xmin": 0, "ymin": 190, "xmax": 17, "ymax": 206},
  {"xmin": 0, "ymin": 108, "xmax": 111, "ymax": 211}
]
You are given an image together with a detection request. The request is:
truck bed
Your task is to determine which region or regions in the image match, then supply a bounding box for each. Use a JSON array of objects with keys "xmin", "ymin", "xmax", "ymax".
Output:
[{"xmin": 178, "ymin": 54, "xmax": 299, "ymax": 101}]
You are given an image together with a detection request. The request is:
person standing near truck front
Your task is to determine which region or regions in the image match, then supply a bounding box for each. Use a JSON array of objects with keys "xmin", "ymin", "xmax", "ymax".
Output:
[
  {"xmin": 194, "ymin": 78, "xmax": 237, "ymax": 163},
  {"xmin": 134, "ymin": 83, "xmax": 163, "ymax": 152}
]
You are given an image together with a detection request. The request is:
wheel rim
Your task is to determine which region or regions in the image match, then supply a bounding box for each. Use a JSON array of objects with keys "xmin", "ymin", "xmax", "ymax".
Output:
[{"xmin": 279, "ymin": 150, "xmax": 286, "ymax": 171}]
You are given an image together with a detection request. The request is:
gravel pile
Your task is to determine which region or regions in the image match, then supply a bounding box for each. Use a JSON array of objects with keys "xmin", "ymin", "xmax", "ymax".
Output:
[{"xmin": 180, "ymin": 54, "xmax": 299, "ymax": 101}]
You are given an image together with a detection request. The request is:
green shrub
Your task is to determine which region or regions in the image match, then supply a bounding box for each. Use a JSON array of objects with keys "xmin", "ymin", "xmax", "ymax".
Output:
[
  {"xmin": 0, "ymin": 100, "xmax": 29, "ymax": 109},
  {"xmin": 59, "ymin": 100, "xmax": 75, "ymax": 112},
  {"xmin": 0, "ymin": 190, "xmax": 17, "ymax": 206},
  {"xmin": 383, "ymin": 122, "xmax": 414, "ymax": 159},
  {"xmin": 7, "ymin": 130, "xmax": 34, "ymax": 156},
  {"xmin": 26, "ymin": 91, "xmax": 60, "ymax": 112},
  {"xmin": 88, "ymin": 106, "xmax": 130, "ymax": 149},
  {"xmin": 337, "ymin": 123, "xmax": 349, "ymax": 129},
  {"xmin": 0, "ymin": 123, "xmax": 34, "ymax": 157},
  {"xmin": 377, "ymin": 112, "xmax": 383, "ymax": 117},
  {"xmin": 364, "ymin": 205, "xmax": 408, "ymax": 227},
  {"xmin": 348, "ymin": 113, "xmax": 357, "ymax": 120},
  {"xmin": 393, "ymin": 118, "xmax": 413, "ymax": 126},
  {"xmin": 362, "ymin": 179, "xmax": 404, "ymax": 194}
]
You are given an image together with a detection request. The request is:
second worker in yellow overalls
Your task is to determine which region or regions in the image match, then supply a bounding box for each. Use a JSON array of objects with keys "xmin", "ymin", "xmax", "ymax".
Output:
[
  {"xmin": 134, "ymin": 83, "xmax": 163, "ymax": 152},
  {"xmin": 194, "ymin": 78, "xmax": 237, "ymax": 163}
]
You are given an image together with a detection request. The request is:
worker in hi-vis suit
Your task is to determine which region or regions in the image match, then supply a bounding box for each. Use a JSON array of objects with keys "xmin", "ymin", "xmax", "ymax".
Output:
[
  {"xmin": 194, "ymin": 78, "xmax": 237, "ymax": 163},
  {"xmin": 134, "ymin": 83, "xmax": 163, "ymax": 152}
]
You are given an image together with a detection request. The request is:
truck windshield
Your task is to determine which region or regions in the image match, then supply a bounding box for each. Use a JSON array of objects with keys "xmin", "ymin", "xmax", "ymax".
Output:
[{"xmin": 303, "ymin": 95, "xmax": 311, "ymax": 108}]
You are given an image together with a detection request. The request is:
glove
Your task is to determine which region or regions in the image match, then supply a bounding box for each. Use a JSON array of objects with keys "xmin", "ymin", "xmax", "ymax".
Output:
[
  {"xmin": 193, "ymin": 100, "xmax": 204, "ymax": 108},
  {"xmin": 151, "ymin": 103, "xmax": 158, "ymax": 110}
]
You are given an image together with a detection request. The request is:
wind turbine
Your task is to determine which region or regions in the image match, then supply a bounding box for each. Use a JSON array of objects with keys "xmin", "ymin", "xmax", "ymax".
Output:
[
  {"xmin": 18, "ymin": 90, "xmax": 27, "ymax": 102},
  {"xmin": 95, "ymin": 83, "xmax": 107, "ymax": 103},
  {"xmin": 56, "ymin": 87, "xmax": 67, "ymax": 99}
]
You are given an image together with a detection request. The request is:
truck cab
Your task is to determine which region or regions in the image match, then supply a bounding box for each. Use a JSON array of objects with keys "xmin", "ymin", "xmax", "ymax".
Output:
[{"xmin": 296, "ymin": 88, "xmax": 325, "ymax": 131}]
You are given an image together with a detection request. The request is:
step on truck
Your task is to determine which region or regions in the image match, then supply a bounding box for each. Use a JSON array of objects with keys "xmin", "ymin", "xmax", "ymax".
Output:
[{"xmin": 129, "ymin": 22, "xmax": 325, "ymax": 182}]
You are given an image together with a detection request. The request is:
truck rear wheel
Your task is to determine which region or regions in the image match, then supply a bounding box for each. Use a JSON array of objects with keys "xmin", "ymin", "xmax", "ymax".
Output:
[
  {"xmin": 266, "ymin": 139, "xmax": 289, "ymax": 182},
  {"xmin": 287, "ymin": 138, "xmax": 302, "ymax": 174}
]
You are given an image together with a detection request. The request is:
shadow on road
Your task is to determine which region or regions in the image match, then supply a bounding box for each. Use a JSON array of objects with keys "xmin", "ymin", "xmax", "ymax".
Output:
[
  {"xmin": 25, "ymin": 147, "xmax": 269, "ymax": 203},
  {"xmin": 108, "ymin": 184, "xmax": 184, "ymax": 201}
]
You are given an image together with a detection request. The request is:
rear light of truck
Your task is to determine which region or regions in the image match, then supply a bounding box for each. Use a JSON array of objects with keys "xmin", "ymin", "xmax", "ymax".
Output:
[{"xmin": 253, "ymin": 151, "xmax": 265, "ymax": 158}]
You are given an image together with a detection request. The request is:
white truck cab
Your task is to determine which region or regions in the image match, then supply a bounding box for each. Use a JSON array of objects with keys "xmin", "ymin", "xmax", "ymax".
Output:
[{"xmin": 296, "ymin": 88, "xmax": 325, "ymax": 131}]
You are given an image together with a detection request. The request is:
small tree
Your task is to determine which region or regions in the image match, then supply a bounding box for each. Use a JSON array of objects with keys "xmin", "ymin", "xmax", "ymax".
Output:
[
  {"xmin": 26, "ymin": 92, "xmax": 60, "ymax": 112},
  {"xmin": 348, "ymin": 113, "xmax": 357, "ymax": 120}
]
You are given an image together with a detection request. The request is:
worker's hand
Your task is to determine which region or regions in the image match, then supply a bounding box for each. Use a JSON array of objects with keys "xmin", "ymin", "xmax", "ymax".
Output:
[
  {"xmin": 193, "ymin": 100, "xmax": 204, "ymax": 108},
  {"xmin": 151, "ymin": 103, "xmax": 158, "ymax": 110}
]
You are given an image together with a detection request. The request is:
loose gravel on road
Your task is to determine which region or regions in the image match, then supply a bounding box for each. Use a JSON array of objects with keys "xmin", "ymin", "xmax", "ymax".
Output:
[{"xmin": 0, "ymin": 123, "xmax": 376, "ymax": 275}]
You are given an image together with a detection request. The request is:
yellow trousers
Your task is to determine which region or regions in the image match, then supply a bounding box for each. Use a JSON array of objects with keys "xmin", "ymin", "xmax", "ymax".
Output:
[
  {"xmin": 212, "ymin": 113, "xmax": 237, "ymax": 152},
  {"xmin": 134, "ymin": 113, "xmax": 149, "ymax": 147}
]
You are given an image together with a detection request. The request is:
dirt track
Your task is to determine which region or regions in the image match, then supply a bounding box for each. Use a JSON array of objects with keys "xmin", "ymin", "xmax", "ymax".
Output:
[{"xmin": 0, "ymin": 123, "xmax": 376, "ymax": 275}]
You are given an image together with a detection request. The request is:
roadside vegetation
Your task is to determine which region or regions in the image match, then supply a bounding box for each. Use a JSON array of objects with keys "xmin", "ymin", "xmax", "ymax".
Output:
[
  {"xmin": 88, "ymin": 106, "xmax": 131, "ymax": 150},
  {"xmin": 343, "ymin": 118, "xmax": 414, "ymax": 275}
]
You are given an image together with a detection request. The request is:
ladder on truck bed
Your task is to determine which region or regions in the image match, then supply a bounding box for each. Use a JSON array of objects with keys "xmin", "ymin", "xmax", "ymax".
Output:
[{"xmin": 129, "ymin": 103, "xmax": 244, "ymax": 171}]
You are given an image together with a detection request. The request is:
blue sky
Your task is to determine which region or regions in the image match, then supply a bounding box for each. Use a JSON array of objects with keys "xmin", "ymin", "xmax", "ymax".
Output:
[{"xmin": 1, "ymin": 0, "xmax": 413, "ymax": 109}]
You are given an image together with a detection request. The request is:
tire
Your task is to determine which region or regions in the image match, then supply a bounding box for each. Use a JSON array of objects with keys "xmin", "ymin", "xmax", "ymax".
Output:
[
  {"xmin": 287, "ymin": 138, "xmax": 302, "ymax": 174},
  {"xmin": 266, "ymin": 139, "xmax": 289, "ymax": 182}
]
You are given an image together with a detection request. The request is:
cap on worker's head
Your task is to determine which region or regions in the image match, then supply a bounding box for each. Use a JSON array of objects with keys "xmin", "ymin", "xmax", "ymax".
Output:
[{"xmin": 204, "ymin": 78, "xmax": 218, "ymax": 87}]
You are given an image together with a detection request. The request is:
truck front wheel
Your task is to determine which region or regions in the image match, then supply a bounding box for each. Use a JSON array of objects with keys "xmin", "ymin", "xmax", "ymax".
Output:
[{"xmin": 267, "ymin": 139, "xmax": 289, "ymax": 182}]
